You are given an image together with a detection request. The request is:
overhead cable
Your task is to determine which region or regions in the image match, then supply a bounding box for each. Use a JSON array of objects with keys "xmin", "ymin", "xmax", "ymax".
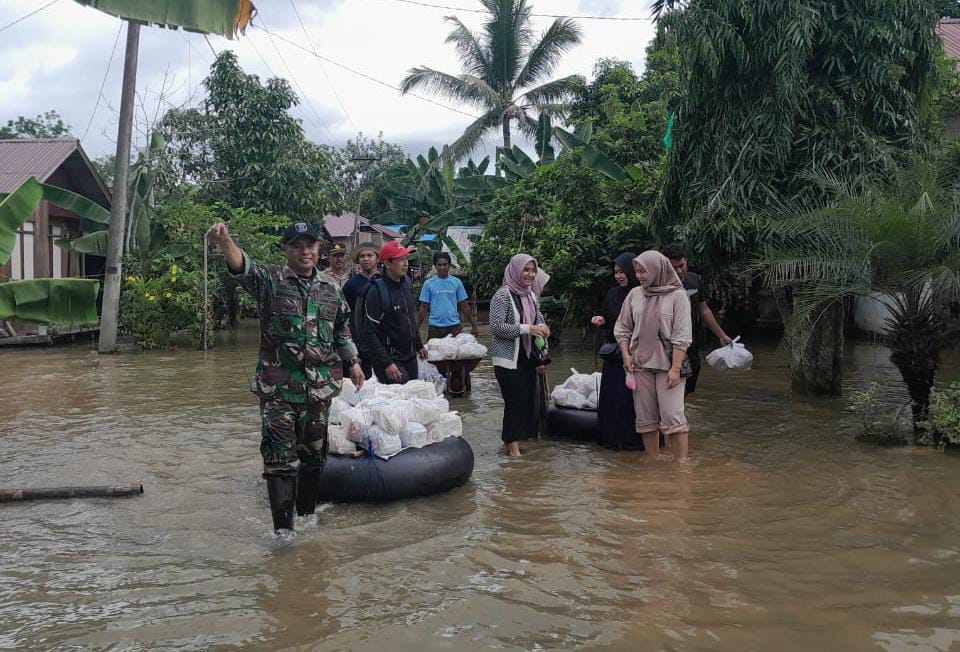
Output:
[
  {"xmin": 0, "ymin": 0, "xmax": 61, "ymax": 33},
  {"xmin": 254, "ymin": 25, "xmax": 479, "ymax": 119},
  {"xmin": 376, "ymin": 0, "xmax": 654, "ymax": 21},
  {"xmin": 288, "ymin": 0, "xmax": 360, "ymax": 134},
  {"xmin": 81, "ymin": 22, "xmax": 124, "ymax": 141}
]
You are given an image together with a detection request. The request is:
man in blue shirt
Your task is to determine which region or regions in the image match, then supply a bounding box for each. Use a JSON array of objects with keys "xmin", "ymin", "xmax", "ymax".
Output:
[{"xmin": 417, "ymin": 251, "xmax": 479, "ymax": 339}]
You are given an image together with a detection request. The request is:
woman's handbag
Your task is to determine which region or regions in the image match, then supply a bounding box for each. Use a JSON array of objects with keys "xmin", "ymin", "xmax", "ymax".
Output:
[
  {"xmin": 598, "ymin": 342, "xmax": 620, "ymax": 360},
  {"xmin": 660, "ymin": 336, "xmax": 693, "ymax": 378}
]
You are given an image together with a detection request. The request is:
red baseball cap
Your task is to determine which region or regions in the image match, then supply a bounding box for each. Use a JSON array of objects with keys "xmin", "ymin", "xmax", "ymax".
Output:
[{"xmin": 379, "ymin": 240, "xmax": 416, "ymax": 261}]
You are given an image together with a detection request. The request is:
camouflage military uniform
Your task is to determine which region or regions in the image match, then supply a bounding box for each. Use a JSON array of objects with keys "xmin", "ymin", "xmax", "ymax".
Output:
[{"xmin": 233, "ymin": 253, "xmax": 358, "ymax": 475}]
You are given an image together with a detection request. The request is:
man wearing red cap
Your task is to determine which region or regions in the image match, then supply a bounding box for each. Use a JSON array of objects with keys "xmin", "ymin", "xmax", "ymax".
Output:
[{"xmin": 356, "ymin": 240, "xmax": 428, "ymax": 384}]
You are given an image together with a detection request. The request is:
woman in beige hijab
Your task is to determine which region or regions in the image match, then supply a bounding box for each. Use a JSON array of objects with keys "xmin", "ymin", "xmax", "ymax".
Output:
[{"xmin": 614, "ymin": 250, "xmax": 693, "ymax": 459}]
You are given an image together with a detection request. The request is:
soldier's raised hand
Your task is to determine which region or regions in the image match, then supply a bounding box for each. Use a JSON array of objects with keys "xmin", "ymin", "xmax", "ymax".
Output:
[{"xmin": 206, "ymin": 222, "xmax": 231, "ymax": 246}]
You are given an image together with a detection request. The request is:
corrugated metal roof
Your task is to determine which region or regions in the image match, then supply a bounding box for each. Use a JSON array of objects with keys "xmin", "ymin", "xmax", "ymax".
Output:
[
  {"xmin": 322, "ymin": 212, "xmax": 402, "ymax": 239},
  {"xmin": 0, "ymin": 138, "xmax": 81, "ymax": 192},
  {"xmin": 937, "ymin": 19, "xmax": 960, "ymax": 63}
]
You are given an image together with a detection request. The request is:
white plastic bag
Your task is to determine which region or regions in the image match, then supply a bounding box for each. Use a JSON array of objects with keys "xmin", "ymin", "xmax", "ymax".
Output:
[
  {"xmin": 705, "ymin": 336, "xmax": 753, "ymax": 371},
  {"xmin": 326, "ymin": 420, "xmax": 357, "ymax": 455},
  {"xmin": 399, "ymin": 422, "xmax": 429, "ymax": 448},
  {"xmin": 418, "ymin": 360, "xmax": 447, "ymax": 395},
  {"xmin": 585, "ymin": 390, "xmax": 599, "ymax": 410},
  {"xmin": 551, "ymin": 386, "xmax": 587, "ymax": 409},
  {"xmin": 398, "ymin": 379, "xmax": 436, "ymax": 400},
  {"xmin": 338, "ymin": 379, "xmax": 361, "ymax": 406},
  {"xmin": 373, "ymin": 402, "xmax": 407, "ymax": 436},
  {"xmin": 427, "ymin": 412, "xmax": 463, "ymax": 442},
  {"xmin": 366, "ymin": 425, "xmax": 403, "ymax": 459},
  {"xmin": 458, "ymin": 342, "xmax": 488, "ymax": 358}
]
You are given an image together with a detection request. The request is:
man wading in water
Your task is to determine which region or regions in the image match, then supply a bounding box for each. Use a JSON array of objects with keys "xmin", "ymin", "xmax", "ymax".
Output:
[{"xmin": 207, "ymin": 221, "xmax": 364, "ymax": 533}]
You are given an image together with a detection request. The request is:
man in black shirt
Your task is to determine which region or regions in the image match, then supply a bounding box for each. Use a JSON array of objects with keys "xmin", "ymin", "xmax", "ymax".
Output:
[
  {"xmin": 356, "ymin": 240, "xmax": 428, "ymax": 384},
  {"xmin": 661, "ymin": 243, "xmax": 733, "ymax": 395}
]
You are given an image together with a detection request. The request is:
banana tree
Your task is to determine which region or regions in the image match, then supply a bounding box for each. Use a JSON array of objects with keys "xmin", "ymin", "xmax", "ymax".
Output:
[
  {"xmin": 375, "ymin": 146, "xmax": 509, "ymax": 257},
  {"xmin": 57, "ymin": 132, "xmax": 188, "ymax": 264},
  {"xmin": 73, "ymin": 0, "xmax": 257, "ymax": 352},
  {"xmin": 0, "ymin": 177, "xmax": 100, "ymax": 324}
]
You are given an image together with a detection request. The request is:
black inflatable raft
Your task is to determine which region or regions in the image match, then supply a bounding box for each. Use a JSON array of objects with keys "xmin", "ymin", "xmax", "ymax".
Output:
[
  {"xmin": 546, "ymin": 405, "xmax": 599, "ymax": 442},
  {"xmin": 316, "ymin": 436, "xmax": 474, "ymax": 503}
]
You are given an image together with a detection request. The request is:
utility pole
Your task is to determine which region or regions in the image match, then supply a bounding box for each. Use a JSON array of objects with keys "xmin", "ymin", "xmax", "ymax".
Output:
[
  {"xmin": 349, "ymin": 156, "xmax": 379, "ymax": 250},
  {"xmin": 98, "ymin": 20, "xmax": 141, "ymax": 353}
]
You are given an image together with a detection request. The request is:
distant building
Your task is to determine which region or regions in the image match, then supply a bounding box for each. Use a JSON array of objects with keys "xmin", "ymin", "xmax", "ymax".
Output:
[
  {"xmin": 321, "ymin": 212, "xmax": 401, "ymax": 254},
  {"xmin": 0, "ymin": 138, "xmax": 109, "ymax": 284},
  {"xmin": 937, "ymin": 19, "xmax": 960, "ymax": 140}
]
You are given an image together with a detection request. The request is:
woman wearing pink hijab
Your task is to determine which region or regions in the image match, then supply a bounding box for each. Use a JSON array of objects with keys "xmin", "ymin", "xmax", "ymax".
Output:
[
  {"xmin": 614, "ymin": 250, "xmax": 693, "ymax": 459},
  {"xmin": 489, "ymin": 254, "xmax": 551, "ymax": 457}
]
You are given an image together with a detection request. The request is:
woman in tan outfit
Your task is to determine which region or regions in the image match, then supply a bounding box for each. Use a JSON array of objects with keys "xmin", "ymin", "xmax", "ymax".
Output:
[{"xmin": 614, "ymin": 250, "xmax": 693, "ymax": 459}]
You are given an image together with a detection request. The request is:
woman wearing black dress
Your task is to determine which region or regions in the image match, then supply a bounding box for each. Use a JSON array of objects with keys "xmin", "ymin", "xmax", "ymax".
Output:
[{"xmin": 590, "ymin": 252, "xmax": 641, "ymax": 450}]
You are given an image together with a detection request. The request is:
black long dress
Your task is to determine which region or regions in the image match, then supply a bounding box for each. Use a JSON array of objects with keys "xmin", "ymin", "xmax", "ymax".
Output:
[{"xmin": 597, "ymin": 253, "xmax": 642, "ymax": 450}]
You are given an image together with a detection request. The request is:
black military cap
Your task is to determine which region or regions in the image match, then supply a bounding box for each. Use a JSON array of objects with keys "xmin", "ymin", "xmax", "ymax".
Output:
[{"xmin": 282, "ymin": 221, "xmax": 321, "ymax": 244}]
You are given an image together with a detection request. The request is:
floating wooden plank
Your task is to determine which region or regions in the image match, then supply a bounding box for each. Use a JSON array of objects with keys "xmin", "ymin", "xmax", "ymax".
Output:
[{"xmin": 0, "ymin": 484, "xmax": 143, "ymax": 502}]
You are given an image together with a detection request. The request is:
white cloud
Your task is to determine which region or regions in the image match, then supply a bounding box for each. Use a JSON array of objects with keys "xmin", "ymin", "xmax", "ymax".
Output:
[{"xmin": 0, "ymin": 0, "xmax": 656, "ymax": 161}]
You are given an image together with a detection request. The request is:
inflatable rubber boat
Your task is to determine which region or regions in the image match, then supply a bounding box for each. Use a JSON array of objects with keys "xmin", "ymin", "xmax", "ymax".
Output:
[
  {"xmin": 545, "ymin": 405, "xmax": 599, "ymax": 442},
  {"xmin": 316, "ymin": 436, "xmax": 474, "ymax": 503}
]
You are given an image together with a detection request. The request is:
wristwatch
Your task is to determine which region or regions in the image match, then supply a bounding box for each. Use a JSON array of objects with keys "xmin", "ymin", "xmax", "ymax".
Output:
[{"xmin": 347, "ymin": 357, "xmax": 361, "ymax": 367}]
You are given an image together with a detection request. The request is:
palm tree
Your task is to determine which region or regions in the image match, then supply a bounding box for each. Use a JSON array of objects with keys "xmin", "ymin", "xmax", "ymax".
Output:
[
  {"xmin": 400, "ymin": 0, "xmax": 584, "ymax": 164},
  {"xmin": 756, "ymin": 161, "xmax": 960, "ymax": 438}
]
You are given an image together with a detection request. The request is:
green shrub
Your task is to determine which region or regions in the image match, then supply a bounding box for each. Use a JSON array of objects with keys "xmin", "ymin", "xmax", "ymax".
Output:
[
  {"xmin": 849, "ymin": 382, "xmax": 909, "ymax": 446},
  {"xmin": 925, "ymin": 379, "xmax": 960, "ymax": 446},
  {"xmin": 119, "ymin": 265, "xmax": 208, "ymax": 349}
]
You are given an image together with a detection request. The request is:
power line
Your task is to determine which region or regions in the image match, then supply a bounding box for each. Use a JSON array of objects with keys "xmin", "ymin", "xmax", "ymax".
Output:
[
  {"xmin": 0, "ymin": 0, "xmax": 60, "ymax": 33},
  {"xmin": 374, "ymin": 0, "xmax": 654, "ymax": 21},
  {"xmin": 81, "ymin": 22, "xmax": 124, "ymax": 142},
  {"xmin": 288, "ymin": 0, "xmax": 360, "ymax": 134},
  {"xmin": 255, "ymin": 18, "xmax": 337, "ymax": 138},
  {"xmin": 254, "ymin": 25, "xmax": 479, "ymax": 119},
  {"xmin": 248, "ymin": 29, "xmax": 339, "ymax": 142}
]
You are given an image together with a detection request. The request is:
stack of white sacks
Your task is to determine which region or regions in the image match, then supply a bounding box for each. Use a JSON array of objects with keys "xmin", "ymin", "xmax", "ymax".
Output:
[
  {"xmin": 426, "ymin": 333, "xmax": 488, "ymax": 361},
  {"xmin": 551, "ymin": 368, "xmax": 603, "ymax": 410},
  {"xmin": 327, "ymin": 378, "xmax": 463, "ymax": 459}
]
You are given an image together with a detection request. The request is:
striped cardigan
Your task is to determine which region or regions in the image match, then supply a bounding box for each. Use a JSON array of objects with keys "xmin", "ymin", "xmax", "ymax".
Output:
[{"xmin": 488, "ymin": 286, "xmax": 545, "ymax": 369}]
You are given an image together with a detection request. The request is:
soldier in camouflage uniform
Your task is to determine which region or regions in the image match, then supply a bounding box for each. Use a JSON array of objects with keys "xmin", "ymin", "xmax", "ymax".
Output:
[{"xmin": 207, "ymin": 220, "xmax": 365, "ymax": 533}]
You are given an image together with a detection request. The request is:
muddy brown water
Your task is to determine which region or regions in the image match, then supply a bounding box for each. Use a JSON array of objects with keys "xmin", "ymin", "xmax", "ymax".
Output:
[{"xmin": 1, "ymin": 326, "xmax": 959, "ymax": 651}]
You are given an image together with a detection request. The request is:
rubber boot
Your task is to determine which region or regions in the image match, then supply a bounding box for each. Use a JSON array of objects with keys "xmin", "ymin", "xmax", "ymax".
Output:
[
  {"xmin": 265, "ymin": 474, "xmax": 297, "ymax": 532},
  {"xmin": 295, "ymin": 465, "xmax": 322, "ymax": 516}
]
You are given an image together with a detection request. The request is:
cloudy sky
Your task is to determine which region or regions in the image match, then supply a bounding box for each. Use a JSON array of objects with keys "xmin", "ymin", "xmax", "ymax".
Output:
[{"xmin": 0, "ymin": 0, "xmax": 657, "ymax": 162}]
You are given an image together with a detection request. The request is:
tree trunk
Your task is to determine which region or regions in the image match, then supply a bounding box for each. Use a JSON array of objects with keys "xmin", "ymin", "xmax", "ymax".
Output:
[
  {"xmin": 888, "ymin": 308, "xmax": 942, "ymax": 442},
  {"xmin": 779, "ymin": 294, "xmax": 844, "ymax": 397},
  {"xmin": 502, "ymin": 116, "xmax": 512, "ymax": 151}
]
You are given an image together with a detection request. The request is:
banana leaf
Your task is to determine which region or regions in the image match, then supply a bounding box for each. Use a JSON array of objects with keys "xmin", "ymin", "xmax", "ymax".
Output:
[
  {"xmin": 56, "ymin": 231, "xmax": 110, "ymax": 255},
  {"xmin": 41, "ymin": 184, "xmax": 110, "ymax": 225},
  {"xmin": 73, "ymin": 0, "xmax": 256, "ymax": 40},
  {"xmin": 554, "ymin": 127, "xmax": 628, "ymax": 181},
  {"xmin": 0, "ymin": 177, "xmax": 43, "ymax": 266},
  {"xmin": 535, "ymin": 114, "xmax": 555, "ymax": 164},
  {"xmin": 0, "ymin": 279, "xmax": 99, "ymax": 324}
]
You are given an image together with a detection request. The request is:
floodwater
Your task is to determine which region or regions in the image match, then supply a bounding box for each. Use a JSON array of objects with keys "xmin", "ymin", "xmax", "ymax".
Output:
[{"xmin": 1, "ymin": 326, "xmax": 959, "ymax": 651}]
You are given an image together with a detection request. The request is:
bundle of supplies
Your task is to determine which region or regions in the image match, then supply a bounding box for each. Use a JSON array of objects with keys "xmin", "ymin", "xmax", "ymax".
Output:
[
  {"xmin": 551, "ymin": 368, "xmax": 602, "ymax": 410},
  {"xmin": 705, "ymin": 336, "xmax": 754, "ymax": 371},
  {"xmin": 426, "ymin": 333, "xmax": 488, "ymax": 361},
  {"xmin": 328, "ymin": 377, "xmax": 461, "ymax": 459}
]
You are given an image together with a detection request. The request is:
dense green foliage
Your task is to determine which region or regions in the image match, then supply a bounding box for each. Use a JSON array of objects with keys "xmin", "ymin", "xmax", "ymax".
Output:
[
  {"xmin": 0, "ymin": 111, "xmax": 70, "ymax": 139},
  {"xmin": 655, "ymin": 0, "xmax": 940, "ymax": 270},
  {"xmin": 926, "ymin": 379, "xmax": 960, "ymax": 445},
  {"xmin": 400, "ymin": 0, "xmax": 584, "ymax": 163},
  {"xmin": 158, "ymin": 51, "xmax": 336, "ymax": 219},
  {"xmin": 332, "ymin": 133, "xmax": 406, "ymax": 216}
]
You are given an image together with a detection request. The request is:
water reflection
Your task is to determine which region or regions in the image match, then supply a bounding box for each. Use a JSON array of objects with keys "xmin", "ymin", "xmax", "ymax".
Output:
[{"xmin": 0, "ymin": 328, "xmax": 958, "ymax": 650}]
